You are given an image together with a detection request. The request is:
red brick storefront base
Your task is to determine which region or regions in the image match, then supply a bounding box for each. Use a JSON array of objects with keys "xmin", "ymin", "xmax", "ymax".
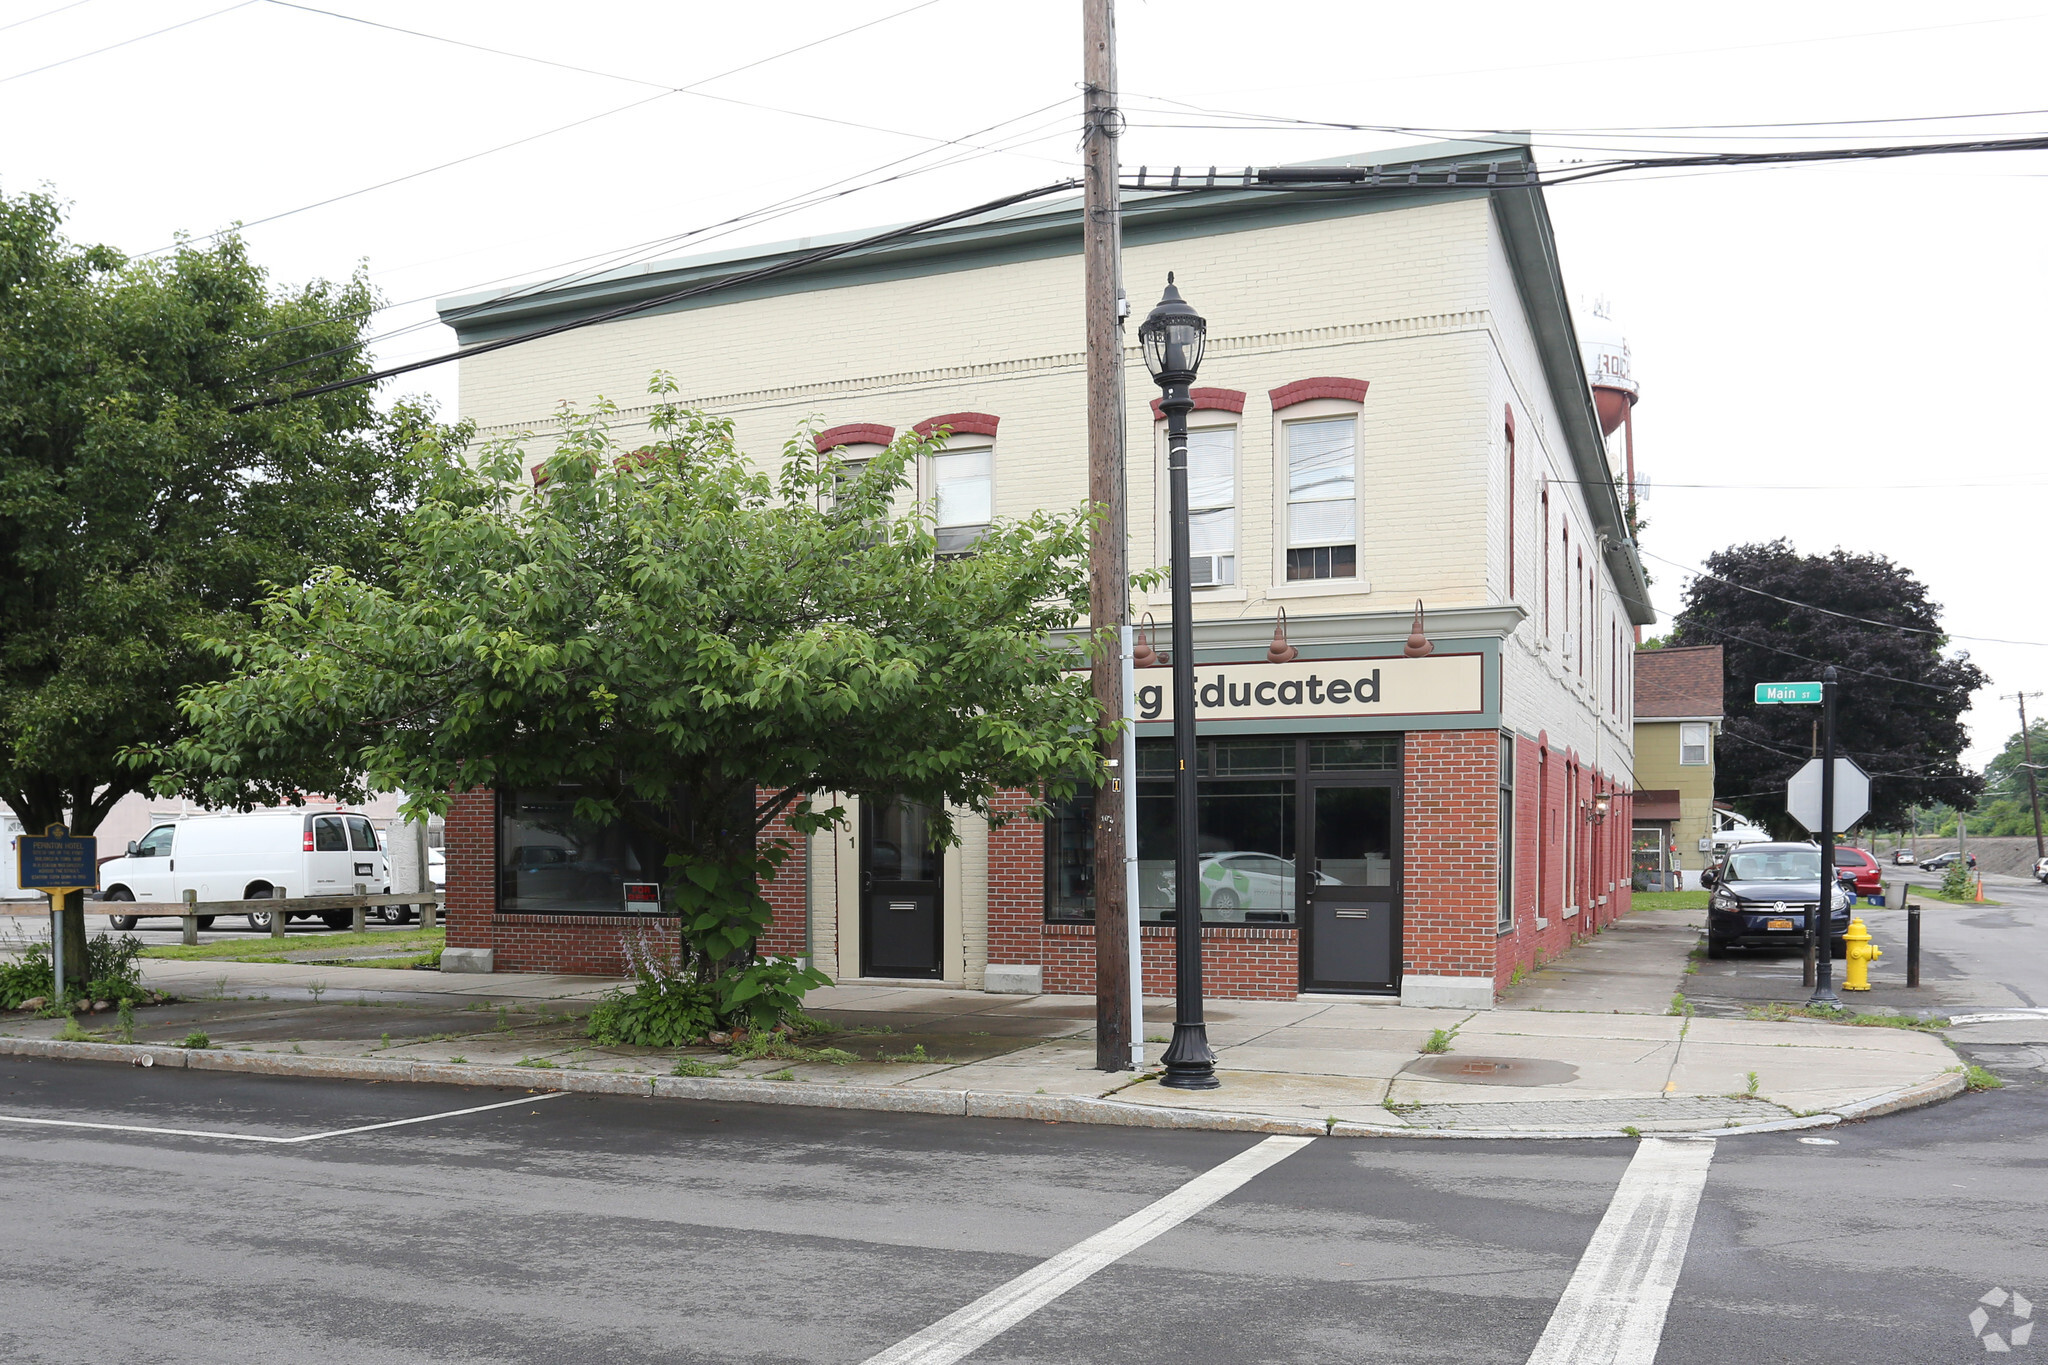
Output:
[
  {"xmin": 444, "ymin": 787, "xmax": 808, "ymax": 976},
  {"xmin": 1039, "ymin": 923, "xmax": 1301, "ymax": 1000}
]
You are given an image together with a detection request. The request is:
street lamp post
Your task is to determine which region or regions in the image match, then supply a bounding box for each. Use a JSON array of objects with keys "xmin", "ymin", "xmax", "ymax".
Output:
[{"xmin": 1139, "ymin": 274, "xmax": 1218, "ymax": 1091}]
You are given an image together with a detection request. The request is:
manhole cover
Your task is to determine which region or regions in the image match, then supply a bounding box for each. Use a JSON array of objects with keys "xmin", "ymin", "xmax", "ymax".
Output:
[{"xmin": 1404, "ymin": 1054, "xmax": 1579, "ymax": 1086}]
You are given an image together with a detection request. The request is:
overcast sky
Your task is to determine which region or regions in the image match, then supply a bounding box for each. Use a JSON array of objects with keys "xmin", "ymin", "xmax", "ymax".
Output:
[{"xmin": 6, "ymin": 0, "xmax": 2043, "ymax": 768}]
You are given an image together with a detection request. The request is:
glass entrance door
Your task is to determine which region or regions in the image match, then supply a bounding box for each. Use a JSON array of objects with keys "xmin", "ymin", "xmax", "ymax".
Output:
[
  {"xmin": 1300, "ymin": 782, "xmax": 1400, "ymax": 993},
  {"xmin": 861, "ymin": 798, "xmax": 944, "ymax": 979}
]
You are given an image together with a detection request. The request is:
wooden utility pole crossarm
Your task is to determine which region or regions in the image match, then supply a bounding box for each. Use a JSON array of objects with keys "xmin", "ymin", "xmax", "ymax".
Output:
[{"xmin": 1082, "ymin": 0, "xmax": 1133, "ymax": 1071}]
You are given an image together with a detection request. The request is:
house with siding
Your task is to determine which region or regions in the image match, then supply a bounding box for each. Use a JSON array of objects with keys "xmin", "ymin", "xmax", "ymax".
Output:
[{"xmin": 1630, "ymin": 645, "xmax": 1725, "ymax": 890}]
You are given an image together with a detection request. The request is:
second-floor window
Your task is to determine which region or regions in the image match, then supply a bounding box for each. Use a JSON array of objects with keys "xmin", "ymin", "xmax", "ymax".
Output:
[
  {"xmin": 1185, "ymin": 425, "xmax": 1237, "ymax": 586},
  {"xmin": 1284, "ymin": 416, "xmax": 1356, "ymax": 580},
  {"xmin": 1680, "ymin": 723, "xmax": 1710, "ymax": 766},
  {"xmin": 932, "ymin": 447, "xmax": 992, "ymax": 554}
]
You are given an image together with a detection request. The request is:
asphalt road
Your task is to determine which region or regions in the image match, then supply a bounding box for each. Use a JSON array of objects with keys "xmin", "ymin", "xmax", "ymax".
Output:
[{"xmin": 0, "ymin": 1053, "xmax": 2040, "ymax": 1363}]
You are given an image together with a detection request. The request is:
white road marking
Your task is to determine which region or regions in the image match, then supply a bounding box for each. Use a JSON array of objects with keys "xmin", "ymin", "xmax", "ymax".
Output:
[
  {"xmin": 1525, "ymin": 1137, "xmax": 1717, "ymax": 1365},
  {"xmin": 861, "ymin": 1133, "xmax": 1315, "ymax": 1365},
  {"xmin": 1946, "ymin": 1009, "xmax": 2048, "ymax": 1025},
  {"xmin": 0, "ymin": 1090, "xmax": 566, "ymax": 1143}
]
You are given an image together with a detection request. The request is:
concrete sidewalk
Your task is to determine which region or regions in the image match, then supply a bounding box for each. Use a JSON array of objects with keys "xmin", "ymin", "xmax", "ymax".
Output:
[{"xmin": 0, "ymin": 915, "xmax": 1972, "ymax": 1139}]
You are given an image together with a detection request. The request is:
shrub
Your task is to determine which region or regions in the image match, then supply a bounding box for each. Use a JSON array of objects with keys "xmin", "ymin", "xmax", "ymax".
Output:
[
  {"xmin": 586, "ymin": 925, "xmax": 826, "ymax": 1048},
  {"xmin": 0, "ymin": 933, "xmax": 148, "ymax": 1008},
  {"xmin": 1939, "ymin": 859, "xmax": 1975, "ymax": 901}
]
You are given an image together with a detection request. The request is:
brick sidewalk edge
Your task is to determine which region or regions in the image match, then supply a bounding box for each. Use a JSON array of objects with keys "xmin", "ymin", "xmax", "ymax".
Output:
[{"xmin": 0, "ymin": 1037, "xmax": 1967, "ymax": 1141}]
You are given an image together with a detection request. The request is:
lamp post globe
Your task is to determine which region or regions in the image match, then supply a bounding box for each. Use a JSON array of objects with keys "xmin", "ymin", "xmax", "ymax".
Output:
[
  {"xmin": 1141, "ymin": 274, "xmax": 1218, "ymax": 1091},
  {"xmin": 1139, "ymin": 272, "xmax": 1207, "ymax": 386}
]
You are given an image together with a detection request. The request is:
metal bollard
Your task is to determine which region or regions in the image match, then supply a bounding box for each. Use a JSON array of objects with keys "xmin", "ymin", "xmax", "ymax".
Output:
[
  {"xmin": 1907, "ymin": 901, "xmax": 1921, "ymax": 988},
  {"xmin": 182, "ymin": 889, "xmax": 200, "ymax": 946},
  {"xmin": 352, "ymin": 884, "xmax": 367, "ymax": 935}
]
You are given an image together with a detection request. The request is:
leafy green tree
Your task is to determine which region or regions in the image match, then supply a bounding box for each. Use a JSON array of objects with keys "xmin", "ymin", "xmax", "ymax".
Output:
[
  {"xmin": 156, "ymin": 382, "xmax": 1105, "ymax": 1026},
  {"xmin": 0, "ymin": 188, "xmax": 441, "ymax": 989},
  {"xmin": 1668, "ymin": 540, "xmax": 1984, "ymax": 838}
]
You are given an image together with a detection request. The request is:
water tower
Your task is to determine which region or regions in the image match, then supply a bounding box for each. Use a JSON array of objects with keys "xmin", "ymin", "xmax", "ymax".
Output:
[{"xmin": 1580, "ymin": 299, "xmax": 1640, "ymax": 502}]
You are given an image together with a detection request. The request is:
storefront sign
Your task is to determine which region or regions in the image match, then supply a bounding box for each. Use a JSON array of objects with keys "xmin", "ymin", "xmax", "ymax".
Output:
[{"xmin": 1132, "ymin": 653, "xmax": 1484, "ymax": 723}]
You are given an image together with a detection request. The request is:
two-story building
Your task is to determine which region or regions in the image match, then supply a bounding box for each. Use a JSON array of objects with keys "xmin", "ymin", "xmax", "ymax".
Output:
[
  {"xmin": 1630, "ymin": 645, "xmax": 1725, "ymax": 890},
  {"xmin": 433, "ymin": 139, "xmax": 1655, "ymax": 1008}
]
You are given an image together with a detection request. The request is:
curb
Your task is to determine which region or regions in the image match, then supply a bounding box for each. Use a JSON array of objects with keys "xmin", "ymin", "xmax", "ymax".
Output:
[{"xmin": 0, "ymin": 1037, "xmax": 1960, "ymax": 1141}]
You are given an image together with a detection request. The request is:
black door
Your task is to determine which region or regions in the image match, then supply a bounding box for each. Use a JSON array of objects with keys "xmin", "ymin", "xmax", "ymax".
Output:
[
  {"xmin": 1300, "ymin": 781, "xmax": 1401, "ymax": 993},
  {"xmin": 861, "ymin": 797, "xmax": 944, "ymax": 979}
]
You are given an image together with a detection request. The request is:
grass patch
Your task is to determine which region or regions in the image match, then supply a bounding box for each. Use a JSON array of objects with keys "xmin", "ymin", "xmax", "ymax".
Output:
[
  {"xmin": 1742, "ymin": 1003, "xmax": 1949, "ymax": 1030},
  {"xmin": 1633, "ymin": 890, "xmax": 1709, "ymax": 911},
  {"xmin": 1964, "ymin": 1065, "xmax": 2005, "ymax": 1092},
  {"xmin": 140, "ymin": 929, "xmax": 445, "ymax": 962}
]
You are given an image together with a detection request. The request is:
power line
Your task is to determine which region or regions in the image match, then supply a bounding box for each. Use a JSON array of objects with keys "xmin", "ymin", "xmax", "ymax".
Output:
[
  {"xmin": 232, "ymin": 177, "xmax": 1086, "ymax": 412},
  {"xmin": 1668, "ymin": 617, "xmax": 1959, "ymax": 694},
  {"xmin": 0, "ymin": 0, "xmax": 92, "ymax": 34},
  {"xmin": 241, "ymin": 99, "xmax": 1080, "ymax": 383},
  {"xmin": 0, "ymin": 0, "xmax": 253, "ymax": 85},
  {"xmin": 1642, "ymin": 549, "xmax": 2048, "ymax": 648},
  {"xmin": 140, "ymin": 0, "xmax": 973, "ymax": 255}
]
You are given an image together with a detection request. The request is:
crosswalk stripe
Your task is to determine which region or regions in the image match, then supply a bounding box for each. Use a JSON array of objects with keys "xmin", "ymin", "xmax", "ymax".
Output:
[
  {"xmin": 860, "ymin": 1133, "xmax": 1315, "ymax": 1365},
  {"xmin": 1526, "ymin": 1137, "xmax": 1717, "ymax": 1365}
]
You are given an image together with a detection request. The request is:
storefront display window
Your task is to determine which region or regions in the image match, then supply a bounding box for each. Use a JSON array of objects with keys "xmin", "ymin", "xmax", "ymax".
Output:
[
  {"xmin": 497, "ymin": 788, "xmax": 670, "ymax": 915},
  {"xmin": 1045, "ymin": 735, "xmax": 1399, "ymax": 925}
]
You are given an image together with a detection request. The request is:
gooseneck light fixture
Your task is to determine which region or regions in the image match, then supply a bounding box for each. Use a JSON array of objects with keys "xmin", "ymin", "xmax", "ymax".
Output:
[{"xmin": 1139, "ymin": 274, "xmax": 1218, "ymax": 1091}]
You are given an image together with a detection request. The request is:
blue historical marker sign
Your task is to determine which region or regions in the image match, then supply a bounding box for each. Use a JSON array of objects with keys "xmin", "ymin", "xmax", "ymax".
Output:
[{"xmin": 15, "ymin": 824, "xmax": 98, "ymax": 892}]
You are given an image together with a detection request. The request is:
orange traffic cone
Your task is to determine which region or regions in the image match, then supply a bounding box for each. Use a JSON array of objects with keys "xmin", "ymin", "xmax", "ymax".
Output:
[{"xmin": 1975, "ymin": 874, "xmax": 1986, "ymax": 903}]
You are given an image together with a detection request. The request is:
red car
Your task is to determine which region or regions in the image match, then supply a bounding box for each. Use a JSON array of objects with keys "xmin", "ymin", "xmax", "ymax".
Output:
[{"xmin": 1832, "ymin": 847, "xmax": 1883, "ymax": 897}]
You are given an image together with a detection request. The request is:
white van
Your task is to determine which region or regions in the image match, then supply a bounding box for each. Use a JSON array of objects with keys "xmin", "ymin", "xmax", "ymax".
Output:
[{"xmin": 97, "ymin": 809, "xmax": 394, "ymax": 932}]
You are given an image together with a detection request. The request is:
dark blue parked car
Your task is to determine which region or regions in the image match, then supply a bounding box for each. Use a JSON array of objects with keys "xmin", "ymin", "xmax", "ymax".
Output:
[{"xmin": 1702, "ymin": 842, "xmax": 1853, "ymax": 960}]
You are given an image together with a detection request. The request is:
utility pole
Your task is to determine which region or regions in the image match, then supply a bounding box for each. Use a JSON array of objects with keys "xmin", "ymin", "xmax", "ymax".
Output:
[
  {"xmin": 2001, "ymin": 691, "xmax": 2045, "ymax": 858},
  {"xmin": 1082, "ymin": 0, "xmax": 1135, "ymax": 1072}
]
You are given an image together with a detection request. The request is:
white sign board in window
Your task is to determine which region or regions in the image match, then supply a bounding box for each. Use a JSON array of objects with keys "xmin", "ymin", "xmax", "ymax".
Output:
[{"xmin": 1132, "ymin": 653, "xmax": 1484, "ymax": 724}]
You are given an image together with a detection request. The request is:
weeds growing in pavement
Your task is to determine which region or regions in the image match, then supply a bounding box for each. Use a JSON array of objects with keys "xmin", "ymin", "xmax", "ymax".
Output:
[
  {"xmin": 181, "ymin": 1031, "xmax": 210, "ymax": 1049},
  {"xmin": 115, "ymin": 999, "xmax": 136, "ymax": 1044},
  {"xmin": 1747, "ymin": 1070, "xmax": 1760, "ymax": 1096},
  {"xmin": 878, "ymin": 1043, "xmax": 933, "ymax": 1064},
  {"xmin": 306, "ymin": 981, "xmax": 327, "ymax": 1005},
  {"xmin": 1422, "ymin": 1028, "xmax": 1455, "ymax": 1054},
  {"xmin": 725, "ymin": 1032, "xmax": 854, "ymax": 1065},
  {"xmin": 1622, "ymin": 1125, "xmax": 1643, "ymax": 1139},
  {"xmin": 291, "ymin": 1044, "xmax": 305, "ymax": 1054},
  {"xmin": 1965, "ymin": 1065, "xmax": 2005, "ymax": 1092},
  {"xmin": 1668, "ymin": 993, "xmax": 1694, "ymax": 1018},
  {"xmin": 1743, "ymin": 1003, "xmax": 1948, "ymax": 1030},
  {"xmin": 672, "ymin": 1056, "xmax": 741, "ymax": 1078},
  {"xmin": 765, "ymin": 1068, "xmax": 796, "ymax": 1081},
  {"xmin": 53, "ymin": 1017, "xmax": 93, "ymax": 1042},
  {"xmin": 448, "ymin": 1055, "xmax": 467, "ymax": 1064},
  {"xmin": 515, "ymin": 1056, "xmax": 558, "ymax": 1069}
]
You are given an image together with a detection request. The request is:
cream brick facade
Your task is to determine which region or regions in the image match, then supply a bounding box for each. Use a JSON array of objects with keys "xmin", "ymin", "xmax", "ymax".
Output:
[{"xmin": 440, "ymin": 140, "xmax": 1656, "ymax": 999}]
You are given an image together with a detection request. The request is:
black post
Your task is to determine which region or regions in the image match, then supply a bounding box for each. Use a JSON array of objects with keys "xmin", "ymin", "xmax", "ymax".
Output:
[
  {"xmin": 1907, "ymin": 899, "xmax": 1921, "ymax": 989},
  {"xmin": 1808, "ymin": 666, "xmax": 1843, "ymax": 1008},
  {"xmin": 1157, "ymin": 380, "xmax": 1218, "ymax": 1090}
]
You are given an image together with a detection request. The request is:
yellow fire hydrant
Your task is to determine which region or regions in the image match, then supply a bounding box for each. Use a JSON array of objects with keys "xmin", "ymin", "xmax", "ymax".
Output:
[{"xmin": 1843, "ymin": 918, "xmax": 1881, "ymax": 991}]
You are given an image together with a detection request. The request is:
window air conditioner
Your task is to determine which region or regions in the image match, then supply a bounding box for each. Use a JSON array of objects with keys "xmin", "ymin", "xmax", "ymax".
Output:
[{"xmin": 1188, "ymin": 554, "xmax": 1236, "ymax": 587}]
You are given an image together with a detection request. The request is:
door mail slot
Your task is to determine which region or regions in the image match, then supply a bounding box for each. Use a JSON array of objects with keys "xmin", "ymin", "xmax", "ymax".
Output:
[
  {"xmin": 888, "ymin": 901, "xmax": 917, "ymax": 911},
  {"xmin": 1334, "ymin": 908, "xmax": 1373, "ymax": 919}
]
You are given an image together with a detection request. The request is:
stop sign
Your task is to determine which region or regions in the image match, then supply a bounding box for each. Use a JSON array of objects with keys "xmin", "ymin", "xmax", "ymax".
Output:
[{"xmin": 1785, "ymin": 757, "xmax": 1871, "ymax": 833}]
